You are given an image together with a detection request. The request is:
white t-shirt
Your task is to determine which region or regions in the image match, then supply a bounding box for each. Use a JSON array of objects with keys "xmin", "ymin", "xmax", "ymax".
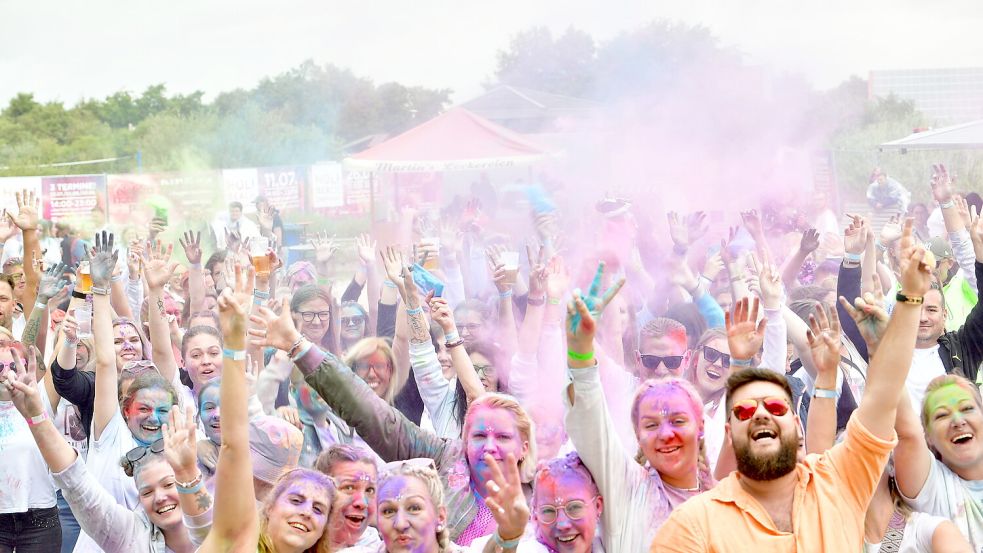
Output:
[
  {"xmin": 908, "ymin": 346, "xmax": 947, "ymax": 413},
  {"xmin": 51, "ymin": 397, "xmax": 89, "ymax": 461},
  {"xmin": 864, "ymin": 511, "xmax": 946, "ymax": 553},
  {"xmin": 904, "ymin": 457, "xmax": 983, "ymax": 551},
  {"xmin": 0, "ymin": 400, "xmax": 57, "ymax": 513}
]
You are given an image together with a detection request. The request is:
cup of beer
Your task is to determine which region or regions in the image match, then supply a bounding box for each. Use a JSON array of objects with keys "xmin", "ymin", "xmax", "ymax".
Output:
[
  {"xmin": 250, "ymin": 237, "xmax": 271, "ymax": 277},
  {"xmin": 500, "ymin": 251, "xmax": 520, "ymax": 285},
  {"xmin": 78, "ymin": 261, "xmax": 92, "ymax": 294},
  {"xmin": 75, "ymin": 306, "xmax": 93, "ymax": 339},
  {"xmin": 421, "ymin": 237, "xmax": 440, "ymax": 271}
]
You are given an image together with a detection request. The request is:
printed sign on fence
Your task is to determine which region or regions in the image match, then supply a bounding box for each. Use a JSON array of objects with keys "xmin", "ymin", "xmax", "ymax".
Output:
[{"xmin": 41, "ymin": 175, "xmax": 107, "ymax": 225}]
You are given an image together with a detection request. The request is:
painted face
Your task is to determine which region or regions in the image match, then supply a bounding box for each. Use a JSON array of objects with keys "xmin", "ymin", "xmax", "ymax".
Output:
[
  {"xmin": 469, "ymin": 351, "xmax": 498, "ymax": 392},
  {"xmin": 727, "ymin": 381, "xmax": 799, "ymax": 481},
  {"xmin": 693, "ymin": 337, "xmax": 732, "ymax": 399},
  {"xmin": 0, "ymin": 281, "xmax": 16, "ymax": 329},
  {"xmin": 136, "ymin": 459, "xmax": 183, "ymax": 530},
  {"xmin": 113, "ymin": 323, "xmax": 144, "ymax": 369},
  {"xmin": 289, "ymin": 272, "xmax": 315, "ymax": 292},
  {"xmin": 533, "ymin": 474, "xmax": 602, "ymax": 553},
  {"xmin": 465, "ymin": 406, "xmax": 529, "ymax": 491},
  {"xmin": 328, "ymin": 461, "xmax": 378, "ymax": 548},
  {"xmin": 339, "ymin": 305, "xmax": 367, "ymax": 341},
  {"xmin": 634, "ymin": 388, "xmax": 701, "ymax": 489},
  {"xmin": 925, "ymin": 384, "xmax": 983, "ymax": 472},
  {"xmin": 266, "ymin": 479, "xmax": 331, "ymax": 553},
  {"xmin": 917, "ymin": 290, "xmax": 946, "ymax": 347},
  {"xmin": 294, "ymin": 298, "xmax": 331, "ymax": 345},
  {"xmin": 353, "ymin": 349, "xmax": 392, "ymax": 399},
  {"xmin": 124, "ymin": 387, "xmax": 173, "ymax": 445},
  {"xmin": 455, "ymin": 309, "xmax": 486, "ymax": 345},
  {"xmin": 184, "ymin": 333, "xmax": 223, "ymax": 389},
  {"xmin": 638, "ymin": 335, "xmax": 688, "ymax": 379},
  {"xmin": 199, "ymin": 385, "xmax": 221, "ymax": 445},
  {"xmin": 377, "ymin": 475, "xmax": 445, "ymax": 553}
]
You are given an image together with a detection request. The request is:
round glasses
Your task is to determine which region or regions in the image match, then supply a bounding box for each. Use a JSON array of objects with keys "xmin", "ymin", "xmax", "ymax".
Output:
[{"xmin": 535, "ymin": 497, "xmax": 598, "ymax": 524}]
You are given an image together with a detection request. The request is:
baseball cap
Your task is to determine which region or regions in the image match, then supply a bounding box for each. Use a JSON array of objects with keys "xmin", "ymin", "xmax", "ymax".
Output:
[{"xmin": 249, "ymin": 415, "xmax": 304, "ymax": 484}]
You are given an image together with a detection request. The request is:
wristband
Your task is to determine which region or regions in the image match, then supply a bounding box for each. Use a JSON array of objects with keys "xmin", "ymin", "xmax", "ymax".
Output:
[
  {"xmin": 383, "ymin": 280, "xmax": 398, "ymax": 289},
  {"xmin": 876, "ymin": 241, "xmax": 888, "ymax": 252},
  {"xmin": 177, "ymin": 479, "xmax": 204, "ymax": 495},
  {"xmin": 443, "ymin": 330, "xmax": 460, "ymax": 343},
  {"xmin": 253, "ymin": 289, "xmax": 270, "ymax": 299},
  {"xmin": 222, "ymin": 348, "xmax": 246, "ymax": 361},
  {"xmin": 405, "ymin": 306, "xmax": 423, "ymax": 316},
  {"xmin": 111, "ymin": 273, "xmax": 124, "ymax": 283},
  {"xmin": 896, "ymin": 292, "xmax": 924, "ymax": 305},
  {"xmin": 843, "ymin": 252, "xmax": 862, "ymax": 263},
  {"xmin": 526, "ymin": 295, "xmax": 546, "ymax": 306},
  {"xmin": 34, "ymin": 301, "xmax": 47, "ymax": 310},
  {"xmin": 26, "ymin": 412, "xmax": 48, "ymax": 427},
  {"xmin": 63, "ymin": 335, "xmax": 79, "ymax": 345},
  {"xmin": 731, "ymin": 358, "xmax": 753, "ymax": 368},
  {"xmin": 291, "ymin": 340, "xmax": 313, "ymax": 362},
  {"xmin": 940, "ymin": 199, "xmax": 955, "ymax": 209},
  {"xmin": 445, "ymin": 338, "xmax": 465, "ymax": 349},
  {"xmin": 190, "ymin": 263, "xmax": 202, "ymax": 270},
  {"xmin": 499, "ymin": 289, "xmax": 513, "ymax": 299},
  {"xmin": 813, "ymin": 387, "xmax": 838, "ymax": 400},
  {"xmin": 548, "ymin": 297, "xmax": 561, "ymax": 305},
  {"xmin": 175, "ymin": 472, "xmax": 203, "ymax": 490},
  {"xmin": 493, "ymin": 530, "xmax": 522, "ymax": 550},
  {"xmin": 567, "ymin": 350, "xmax": 594, "ymax": 362},
  {"xmin": 90, "ymin": 286, "xmax": 110, "ymax": 296},
  {"xmin": 72, "ymin": 290, "xmax": 86, "ymax": 300}
]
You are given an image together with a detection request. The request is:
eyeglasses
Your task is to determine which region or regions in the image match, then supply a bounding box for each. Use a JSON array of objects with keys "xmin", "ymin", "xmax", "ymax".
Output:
[
  {"xmin": 300, "ymin": 311, "xmax": 331, "ymax": 323},
  {"xmin": 457, "ymin": 323, "xmax": 482, "ymax": 333},
  {"xmin": 639, "ymin": 354, "xmax": 684, "ymax": 371},
  {"xmin": 340, "ymin": 315, "xmax": 365, "ymax": 327},
  {"xmin": 382, "ymin": 457, "xmax": 437, "ymax": 474},
  {"xmin": 0, "ymin": 357, "xmax": 26, "ymax": 374},
  {"xmin": 354, "ymin": 362, "xmax": 391, "ymax": 376},
  {"xmin": 731, "ymin": 397, "xmax": 790, "ymax": 422},
  {"xmin": 473, "ymin": 364, "xmax": 496, "ymax": 378},
  {"xmin": 122, "ymin": 438, "xmax": 165, "ymax": 476},
  {"xmin": 535, "ymin": 497, "xmax": 598, "ymax": 524},
  {"xmin": 702, "ymin": 346, "xmax": 730, "ymax": 368}
]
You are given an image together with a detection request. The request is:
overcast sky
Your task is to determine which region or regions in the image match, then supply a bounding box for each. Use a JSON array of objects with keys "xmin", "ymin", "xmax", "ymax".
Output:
[{"xmin": 2, "ymin": 0, "xmax": 982, "ymax": 107}]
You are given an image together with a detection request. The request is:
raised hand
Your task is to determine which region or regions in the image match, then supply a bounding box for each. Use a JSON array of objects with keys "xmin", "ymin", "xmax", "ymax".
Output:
[
  {"xmin": 880, "ymin": 214, "xmax": 902, "ymax": 245},
  {"xmin": 753, "ymin": 257, "xmax": 783, "ymax": 309},
  {"xmin": 485, "ymin": 244, "xmax": 510, "ymax": 293},
  {"xmin": 163, "ymin": 406, "xmax": 199, "ymax": 478},
  {"xmin": 126, "ymin": 239, "xmax": 144, "ymax": 278},
  {"xmin": 955, "ymin": 195, "xmax": 972, "ymax": 231},
  {"xmin": 276, "ymin": 406, "xmax": 302, "ymax": 430},
  {"xmin": 61, "ymin": 312, "xmax": 79, "ymax": 343},
  {"xmin": 969, "ymin": 206, "xmax": 983, "ymax": 263},
  {"xmin": 897, "ymin": 218, "xmax": 933, "ymax": 297},
  {"xmin": 309, "ymin": 231, "xmax": 337, "ymax": 265},
  {"xmin": 379, "ymin": 246, "xmax": 408, "ymax": 295},
  {"xmin": 179, "ymin": 231, "xmax": 202, "ymax": 266},
  {"xmin": 37, "ymin": 263, "xmax": 69, "ymax": 303},
  {"xmin": 685, "ymin": 211, "xmax": 709, "ymax": 243},
  {"xmin": 930, "ymin": 163, "xmax": 953, "ymax": 204},
  {"xmin": 248, "ymin": 300, "xmax": 302, "ymax": 352},
  {"xmin": 667, "ymin": 211, "xmax": 690, "ymax": 248},
  {"xmin": 148, "ymin": 217, "xmax": 167, "ymax": 240},
  {"xmin": 217, "ymin": 263, "xmax": 255, "ymax": 342},
  {"xmin": 9, "ymin": 189, "xmax": 40, "ymax": 231},
  {"xmin": 3, "ymin": 346, "xmax": 43, "ymax": 420},
  {"xmin": 141, "ymin": 239, "xmax": 178, "ymax": 291},
  {"xmin": 354, "ymin": 234, "xmax": 376, "ymax": 266},
  {"xmin": 482, "ymin": 453, "xmax": 529, "ymax": 542},
  {"xmin": 0, "ymin": 215, "xmax": 17, "ymax": 243},
  {"xmin": 545, "ymin": 255, "xmax": 569, "ymax": 301},
  {"xmin": 726, "ymin": 297, "xmax": 766, "ymax": 362},
  {"xmin": 839, "ymin": 276, "xmax": 889, "ymax": 354},
  {"xmin": 843, "ymin": 215, "xmax": 869, "ymax": 255},
  {"xmin": 87, "ymin": 231, "xmax": 118, "ymax": 288},
  {"xmin": 429, "ymin": 296, "xmax": 456, "ymax": 334},
  {"xmin": 257, "ymin": 205, "xmax": 276, "ymax": 231},
  {"xmin": 526, "ymin": 245, "xmax": 547, "ymax": 298},
  {"xmin": 740, "ymin": 209, "xmax": 763, "ymax": 239},
  {"xmin": 719, "ymin": 226, "xmax": 740, "ymax": 266},
  {"xmin": 806, "ymin": 303, "xmax": 841, "ymax": 378},
  {"xmin": 799, "ymin": 228, "xmax": 820, "ymax": 254},
  {"xmin": 566, "ymin": 261, "xmax": 625, "ymax": 351},
  {"xmin": 702, "ymin": 251, "xmax": 725, "ymax": 283},
  {"xmin": 224, "ymin": 228, "xmax": 242, "ymax": 256}
]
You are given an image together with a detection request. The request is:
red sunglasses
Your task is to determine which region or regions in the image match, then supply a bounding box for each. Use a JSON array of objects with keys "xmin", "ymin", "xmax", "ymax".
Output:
[{"xmin": 731, "ymin": 397, "xmax": 790, "ymax": 421}]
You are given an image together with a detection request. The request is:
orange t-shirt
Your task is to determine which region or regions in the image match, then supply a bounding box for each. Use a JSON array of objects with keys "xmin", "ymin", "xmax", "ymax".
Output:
[{"xmin": 651, "ymin": 416, "xmax": 896, "ymax": 552}]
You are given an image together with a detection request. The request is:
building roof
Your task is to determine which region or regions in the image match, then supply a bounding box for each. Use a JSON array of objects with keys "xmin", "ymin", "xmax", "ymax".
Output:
[
  {"xmin": 880, "ymin": 120, "xmax": 983, "ymax": 151},
  {"xmin": 459, "ymin": 85, "xmax": 598, "ymax": 127}
]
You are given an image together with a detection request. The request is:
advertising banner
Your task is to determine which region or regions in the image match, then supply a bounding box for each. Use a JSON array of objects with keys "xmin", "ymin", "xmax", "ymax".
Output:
[{"xmin": 41, "ymin": 174, "xmax": 107, "ymax": 227}]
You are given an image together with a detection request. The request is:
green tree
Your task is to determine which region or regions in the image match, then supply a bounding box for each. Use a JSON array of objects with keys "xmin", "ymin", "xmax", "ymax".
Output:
[{"xmin": 493, "ymin": 26, "xmax": 596, "ymax": 97}]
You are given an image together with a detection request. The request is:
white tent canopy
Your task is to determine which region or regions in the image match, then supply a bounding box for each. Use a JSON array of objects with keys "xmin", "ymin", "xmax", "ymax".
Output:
[{"xmin": 880, "ymin": 120, "xmax": 983, "ymax": 151}]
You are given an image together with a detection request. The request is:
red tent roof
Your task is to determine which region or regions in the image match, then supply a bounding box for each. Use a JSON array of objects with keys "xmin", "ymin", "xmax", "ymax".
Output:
[{"xmin": 344, "ymin": 107, "xmax": 551, "ymax": 172}]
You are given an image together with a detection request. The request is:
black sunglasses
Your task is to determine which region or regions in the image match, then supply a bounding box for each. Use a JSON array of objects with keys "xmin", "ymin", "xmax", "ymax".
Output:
[
  {"xmin": 123, "ymin": 438, "xmax": 165, "ymax": 476},
  {"xmin": 340, "ymin": 315, "xmax": 365, "ymax": 327},
  {"xmin": 701, "ymin": 346, "xmax": 730, "ymax": 368},
  {"xmin": 639, "ymin": 354, "xmax": 684, "ymax": 371}
]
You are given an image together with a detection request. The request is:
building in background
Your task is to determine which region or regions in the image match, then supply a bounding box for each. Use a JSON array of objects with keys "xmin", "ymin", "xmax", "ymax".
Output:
[{"xmin": 869, "ymin": 67, "xmax": 983, "ymax": 124}]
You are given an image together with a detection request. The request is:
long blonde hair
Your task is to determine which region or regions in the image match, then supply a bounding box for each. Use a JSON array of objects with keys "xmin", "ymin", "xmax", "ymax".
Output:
[
  {"xmin": 258, "ymin": 468, "xmax": 336, "ymax": 553},
  {"xmin": 343, "ymin": 337, "xmax": 404, "ymax": 405}
]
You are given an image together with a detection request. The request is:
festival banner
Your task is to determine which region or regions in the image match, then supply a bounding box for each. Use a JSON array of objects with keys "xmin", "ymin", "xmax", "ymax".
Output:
[
  {"xmin": 310, "ymin": 163, "xmax": 345, "ymax": 210},
  {"xmin": 222, "ymin": 168, "xmax": 259, "ymax": 212},
  {"xmin": 41, "ymin": 175, "xmax": 107, "ymax": 226},
  {"xmin": 257, "ymin": 165, "xmax": 305, "ymax": 212}
]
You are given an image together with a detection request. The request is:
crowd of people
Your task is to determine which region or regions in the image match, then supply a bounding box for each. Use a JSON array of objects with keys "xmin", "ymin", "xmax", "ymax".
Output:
[{"xmin": 0, "ymin": 163, "xmax": 981, "ymax": 553}]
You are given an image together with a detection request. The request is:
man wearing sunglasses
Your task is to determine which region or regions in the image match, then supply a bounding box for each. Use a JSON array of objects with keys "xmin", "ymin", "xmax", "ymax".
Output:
[
  {"xmin": 635, "ymin": 318, "xmax": 688, "ymax": 379},
  {"xmin": 654, "ymin": 235, "xmax": 931, "ymax": 552}
]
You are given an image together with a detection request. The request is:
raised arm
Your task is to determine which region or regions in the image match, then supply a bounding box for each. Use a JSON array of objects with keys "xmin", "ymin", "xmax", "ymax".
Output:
[
  {"xmin": 141, "ymin": 239, "xmax": 179, "ymax": 383},
  {"xmin": 430, "ymin": 296, "xmax": 482, "ymax": 403},
  {"xmin": 11, "ymin": 190, "xmax": 42, "ymax": 319},
  {"xmin": 892, "ymin": 386, "xmax": 933, "ymax": 498},
  {"xmin": 179, "ymin": 231, "xmax": 206, "ymax": 316},
  {"xmin": 90, "ymin": 232, "xmax": 120, "ymax": 441},
  {"xmin": 163, "ymin": 406, "xmax": 213, "ymax": 520},
  {"xmin": 854, "ymin": 219, "xmax": 931, "ymax": 440},
  {"xmin": 201, "ymin": 263, "xmax": 260, "ymax": 552},
  {"xmin": 355, "ymin": 234, "xmax": 380, "ymax": 332},
  {"xmin": 804, "ymin": 304, "xmax": 843, "ymax": 454},
  {"xmin": 23, "ymin": 263, "xmax": 68, "ymax": 360},
  {"xmin": 781, "ymin": 228, "xmax": 819, "ymax": 289},
  {"xmin": 486, "ymin": 245, "xmax": 518, "ymax": 357},
  {"xmin": 839, "ymin": 215, "xmax": 871, "ymax": 361}
]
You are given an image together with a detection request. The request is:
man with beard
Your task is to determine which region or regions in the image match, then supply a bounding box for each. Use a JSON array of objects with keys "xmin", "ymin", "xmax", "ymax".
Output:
[{"xmin": 652, "ymin": 219, "xmax": 931, "ymax": 552}]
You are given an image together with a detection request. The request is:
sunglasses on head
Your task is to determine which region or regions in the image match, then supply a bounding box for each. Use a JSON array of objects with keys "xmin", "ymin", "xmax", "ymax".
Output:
[
  {"xmin": 123, "ymin": 438, "xmax": 165, "ymax": 476},
  {"xmin": 639, "ymin": 354, "xmax": 684, "ymax": 371},
  {"xmin": 731, "ymin": 397, "xmax": 790, "ymax": 421},
  {"xmin": 340, "ymin": 315, "xmax": 365, "ymax": 327},
  {"xmin": 382, "ymin": 457, "xmax": 437, "ymax": 475},
  {"xmin": 702, "ymin": 346, "xmax": 730, "ymax": 368}
]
